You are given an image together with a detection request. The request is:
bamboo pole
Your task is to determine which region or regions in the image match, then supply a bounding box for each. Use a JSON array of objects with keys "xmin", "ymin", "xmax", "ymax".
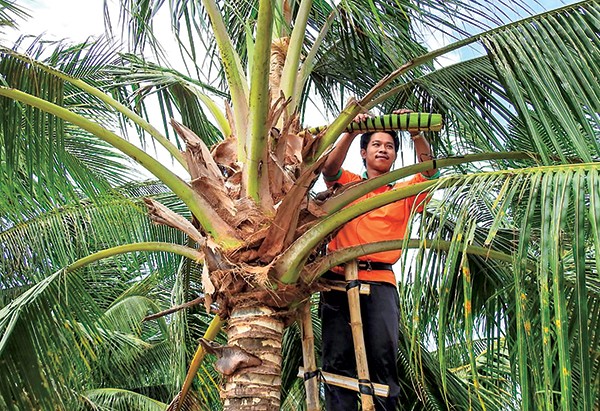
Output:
[
  {"xmin": 299, "ymin": 301, "xmax": 320, "ymax": 411},
  {"xmin": 298, "ymin": 367, "xmax": 389, "ymax": 397},
  {"xmin": 345, "ymin": 260, "xmax": 375, "ymax": 411}
]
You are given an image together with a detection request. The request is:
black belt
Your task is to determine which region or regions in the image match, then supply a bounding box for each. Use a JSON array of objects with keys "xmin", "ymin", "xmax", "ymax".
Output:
[{"xmin": 357, "ymin": 261, "xmax": 394, "ymax": 272}]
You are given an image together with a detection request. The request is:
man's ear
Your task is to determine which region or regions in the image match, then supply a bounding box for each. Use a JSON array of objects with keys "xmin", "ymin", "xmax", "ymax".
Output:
[{"xmin": 360, "ymin": 148, "xmax": 367, "ymax": 159}]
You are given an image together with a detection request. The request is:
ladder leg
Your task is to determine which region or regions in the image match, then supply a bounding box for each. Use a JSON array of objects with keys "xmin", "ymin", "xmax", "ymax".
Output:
[
  {"xmin": 299, "ymin": 300, "xmax": 320, "ymax": 411},
  {"xmin": 345, "ymin": 261, "xmax": 375, "ymax": 411}
]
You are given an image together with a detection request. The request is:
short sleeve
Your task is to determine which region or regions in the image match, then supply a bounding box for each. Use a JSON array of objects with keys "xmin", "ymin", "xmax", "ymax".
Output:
[{"xmin": 323, "ymin": 168, "xmax": 361, "ymax": 187}]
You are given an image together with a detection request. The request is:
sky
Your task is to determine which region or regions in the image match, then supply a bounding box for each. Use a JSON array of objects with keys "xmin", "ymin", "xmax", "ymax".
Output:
[{"xmin": 8, "ymin": 0, "xmax": 107, "ymax": 43}]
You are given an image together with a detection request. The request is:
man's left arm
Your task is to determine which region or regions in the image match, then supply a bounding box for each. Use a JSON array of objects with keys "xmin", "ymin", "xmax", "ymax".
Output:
[
  {"xmin": 406, "ymin": 131, "xmax": 439, "ymax": 213},
  {"xmin": 411, "ymin": 131, "xmax": 438, "ymax": 178},
  {"xmin": 392, "ymin": 108, "xmax": 438, "ymax": 178}
]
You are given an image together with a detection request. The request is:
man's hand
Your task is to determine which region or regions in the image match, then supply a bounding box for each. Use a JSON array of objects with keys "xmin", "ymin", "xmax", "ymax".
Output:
[
  {"xmin": 393, "ymin": 109, "xmax": 436, "ymax": 175},
  {"xmin": 348, "ymin": 112, "xmax": 371, "ymax": 137},
  {"xmin": 392, "ymin": 108, "xmax": 422, "ymax": 140},
  {"xmin": 323, "ymin": 113, "xmax": 371, "ymax": 177}
]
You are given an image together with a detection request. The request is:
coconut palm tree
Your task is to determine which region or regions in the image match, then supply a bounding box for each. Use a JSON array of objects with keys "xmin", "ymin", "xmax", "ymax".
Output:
[{"xmin": 1, "ymin": 0, "xmax": 599, "ymax": 410}]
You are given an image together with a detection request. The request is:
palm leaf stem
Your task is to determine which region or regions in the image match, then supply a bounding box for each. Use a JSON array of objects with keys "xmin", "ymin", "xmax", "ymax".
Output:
[
  {"xmin": 143, "ymin": 296, "xmax": 205, "ymax": 322},
  {"xmin": 295, "ymin": 8, "xmax": 335, "ymax": 99},
  {"xmin": 308, "ymin": 42, "xmax": 479, "ymax": 161},
  {"xmin": 199, "ymin": 0, "xmax": 249, "ymax": 160},
  {"xmin": 310, "ymin": 0, "xmax": 593, "ymax": 161},
  {"xmin": 0, "ymin": 86, "xmax": 242, "ymax": 248},
  {"xmin": 68, "ymin": 242, "xmax": 202, "ymax": 272},
  {"xmin": 279, "ymin": 0, "xmax": 313, "ymax": 115},
  {"xmin": 367, "ymin": 0, "xmax": 592, "ymax": 109},
  {"xmin": 277, "ymin": 178, "xmax": 456, "ymax": 283},
  {"xmin": 307, "ymin": 98, "xmax": 365, "ymax": 162},
  {"xmin": 0, "ymin": 47, "xmax": 188, "ymax": 170},
  {"xmin": 245, "ymin": 0, "xmax": 273, "ymax": 206},
  {"xmin": 322, "ymin": 151, "xmax": 535, "ymax": 214},
  {"xmin": 303, "ymin": 238, "xmax": 525, "ymax": 284},
  {"xmin": 194, "ymin": 90, "xmax": 232, "ymax": 137},
  {"xmin": 114, "ymin": 56, "xmax": 232, "ymax": 138}
]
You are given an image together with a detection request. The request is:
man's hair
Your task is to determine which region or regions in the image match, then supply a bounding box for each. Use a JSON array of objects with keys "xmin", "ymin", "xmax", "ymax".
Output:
[{"xmin": 359, "ymin": 130, "xmax": 400, "ymax": 153}]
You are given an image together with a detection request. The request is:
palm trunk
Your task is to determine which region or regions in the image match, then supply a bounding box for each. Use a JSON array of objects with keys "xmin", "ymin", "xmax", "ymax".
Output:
[{"xmin": 222, "ymin": 305, "xmax": 284, "ymax": 411}]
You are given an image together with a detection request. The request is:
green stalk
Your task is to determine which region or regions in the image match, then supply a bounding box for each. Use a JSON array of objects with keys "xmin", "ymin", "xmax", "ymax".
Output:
[
  {"xmin": 307, "ymin": 47, "xmax": 470, "ymax": 162},
  {"xmin": 295, "ymin": 9, "xmax": 335, "ymax": 98},
  {"xmin": 1, "ymin": 48, "xmax": 188, "ymax": 170},
  {"xmin": 1, "ymin": 87, "xmax": 241, "ymax": 249},
  {"xmin": 245, "ymin": 0, "xmax": 273, "ymax": 205},
  {"xmin": 200, "ymin": 0, "xmax": 250, "ymax": 160},
  {"xmin": 308, "ymin": 99, "xmax": 365, "ymax": 162},
  {"xmin": 302, "ymin": 238, "xmax": 524, "ymax": 284},
  {"xmin": 322, "ymin": 151, "xmax": 535, "ymax": 214},
  {"xmin": 194, "ymin": 90, "xmax": 231, "ymax": 137},
  {"xmin": 62, "ymin": 77, "xmax": 188, "ymax": 171},
  {"xmin": 67, "ymin": 242, "xmax": 202, "ymax": 272},
  {"xmin": 245, "ymin": 24, "xmax": 255, "ymax": 80},
  {"xmin": 272, "ymin": 0, "xmax": 286, "ymax": 37},
  {"xmin": 365, "ymin": 0, "xmax": 588, "ymax": 108},
  {"xmin": 279, "ymin": 0, "xmax": 313, "ymax": 114}
]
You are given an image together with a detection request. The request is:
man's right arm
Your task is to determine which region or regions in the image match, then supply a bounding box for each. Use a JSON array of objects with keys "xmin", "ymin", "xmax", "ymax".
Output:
[
  {"xmin": 322, "ymin": 113, "xmax": 369, "ymax": 179},
  {"xmin": 321, "ymin": 132, "xmax": 356, "ymax": 179}
]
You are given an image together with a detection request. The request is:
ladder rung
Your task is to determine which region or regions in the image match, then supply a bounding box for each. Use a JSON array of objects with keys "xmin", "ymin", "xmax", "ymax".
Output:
[
  {"xmin": 321, "ymin": 280, "xmax": 371, "ymax": 295},
  {"xmin": 298, "ymin": 367, "xmax": 389, "ymax": 397}
]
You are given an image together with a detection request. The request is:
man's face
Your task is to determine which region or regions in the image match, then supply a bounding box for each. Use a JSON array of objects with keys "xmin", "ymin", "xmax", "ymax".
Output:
[{"xmin": 361, "ymin": 132, "xmax": 397, "ymax": 174}]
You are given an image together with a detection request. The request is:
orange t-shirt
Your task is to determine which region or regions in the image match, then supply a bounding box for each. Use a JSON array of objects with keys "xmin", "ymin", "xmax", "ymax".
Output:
[{"xmin": 325, "ymin": 169, "xmax": 436, "ymax": 285}]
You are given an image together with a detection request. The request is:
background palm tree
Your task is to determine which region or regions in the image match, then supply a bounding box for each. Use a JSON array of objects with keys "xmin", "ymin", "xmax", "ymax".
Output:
[{"xmin": 1, "ymin": 0, "xmax": 599, "ymax": 410}]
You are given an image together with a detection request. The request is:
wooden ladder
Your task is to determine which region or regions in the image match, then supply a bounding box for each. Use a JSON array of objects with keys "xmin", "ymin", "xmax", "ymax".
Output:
[{"xmin": 299, "ymin": 260, "xmax": 389, "ymax": 410}]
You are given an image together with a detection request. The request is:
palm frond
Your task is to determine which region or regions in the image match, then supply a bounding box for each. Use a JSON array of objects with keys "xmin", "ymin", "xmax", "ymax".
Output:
[
  {"xmin": 385, "ymin": 1, "xmax": 600, "ymax": 164},
  {"xmin": 402, "ymin": 164, "xmax": 600, "ymax": 409},
  {"xmin": 110, "ymin": 53, "xmax": 228, "ymax": 147},
  {"xmin": 0, "ymin": 0, "xmax": 29, "ymax": 33},
  {"xmin": 0, "ymin": 39, "xmax": 136, "ymax": 214},
  {"xmin": 82, "ymin": 388, "xmax": 167, "ymax": 411},
  {"xmin": 0, "ymin": 269, "xmax": 101, "ymax": 410}
]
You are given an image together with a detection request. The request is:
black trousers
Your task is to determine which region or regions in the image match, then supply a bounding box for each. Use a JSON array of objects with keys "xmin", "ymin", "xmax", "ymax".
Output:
[{"xmin": 320, "ymin": 280, "xmax": 400, "ymax": 411}]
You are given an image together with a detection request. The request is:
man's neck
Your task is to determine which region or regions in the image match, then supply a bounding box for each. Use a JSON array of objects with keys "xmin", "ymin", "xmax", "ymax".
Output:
[{"xmin": 364, "ymin": 168, "xmax": 389, "ymax": 179}]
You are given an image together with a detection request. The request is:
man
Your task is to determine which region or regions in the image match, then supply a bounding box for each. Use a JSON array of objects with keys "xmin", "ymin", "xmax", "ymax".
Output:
[{"xmin": 320, "ymin": 109, "xmax": 439, "ymax": 410}]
